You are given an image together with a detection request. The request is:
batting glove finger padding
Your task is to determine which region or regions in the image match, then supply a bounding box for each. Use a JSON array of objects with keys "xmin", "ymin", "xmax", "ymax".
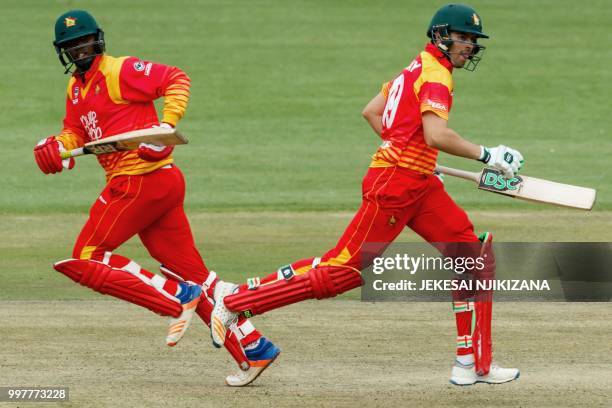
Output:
[
  {"xmin": 137, "ymin": 142, "xmax": 174, "ymax": 161},
  {"xmin": 34, "ymin": 136, "xmax": 66, "ymax": 174},
  {"xmin": 480, "ymin": 145, "xmax": 524, "ymax": 179}
]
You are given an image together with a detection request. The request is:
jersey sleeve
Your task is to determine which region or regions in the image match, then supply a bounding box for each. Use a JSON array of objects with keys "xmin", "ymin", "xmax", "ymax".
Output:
[
  {"xmin": 381, "ymin": 81, "xmax": 392, "ymax": 98},
  {"xmin": 417, "ymin": 82, "xmax": 451, "ymax": 120},
  {"xmin": 56, "ymin": 92, "xmax": 86, "ymax": 150},
  {"xmin": 118, "ymin": 57, "xmax": 191, "ymax": 126}
]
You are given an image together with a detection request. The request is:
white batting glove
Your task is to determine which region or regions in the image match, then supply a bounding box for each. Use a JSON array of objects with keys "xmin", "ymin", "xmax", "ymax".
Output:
[
  {"xmin": 56, "ymin": 141, "xmax": 75, "ymax": 169},
  {"xmin": 137, "ymin": 123, "xmax": 175, "ymax": 161},
  {"xmin": 479, "ymin": 145, "xmax": 524, "ymax": 178},
  {"xmin": 138, "ymin": 122, "xmax": 174, "ymax": 150}
]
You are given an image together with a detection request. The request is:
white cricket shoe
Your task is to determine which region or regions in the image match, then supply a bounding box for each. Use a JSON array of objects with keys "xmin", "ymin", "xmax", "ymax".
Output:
[
  {"xmin": 225, "ymin": 337, "xmax": 281, "ymax": 387},
  {"xmin": 166, "ymin": 282, "xmax": 202, "ymax": 346},
  {"xmin": 210, "ymin": 281, "xmax": 239, "ymax": 348},
  {"xmin": 450, "ymin": 361, "xmax": 520, "ymax": 386}
]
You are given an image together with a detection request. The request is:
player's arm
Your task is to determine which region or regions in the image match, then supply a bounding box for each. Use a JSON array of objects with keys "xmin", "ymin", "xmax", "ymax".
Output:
[
  {"xmin": 33, "ymin": 97, "xmax": 84, "ymax": 174},
  {"xmin": 422, "ymin": 112, "xmax": 524, "ymax": 178},
  {"xmin": 363, "ymin": 80, "xmax": 393, "ymax": 137},
  {"xmin": 362, "ymin": 92, "xmax": 386, "ymax": 137},
  {"xmin": 119, "ymin": 57, "xmax": 191, "ymax": 160},
  {"xmin": 119, "ymin": 57, "xmax": 191, "ymax": 127},
  {"xmin": 422, "ymin": 112, "xmax": 480, "ymax": 159},
  {"xmin": 419, "ymin": 80, "xmax": 524, "ymax": 178}
]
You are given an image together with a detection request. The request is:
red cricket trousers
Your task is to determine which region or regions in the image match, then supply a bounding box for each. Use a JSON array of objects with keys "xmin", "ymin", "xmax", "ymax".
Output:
[
  {"xmin": 72, "ymin": 165, "xmax": 209, "ymax": 284},
  {"xmin": 318, "ymin": 166, "xmax": 480, "ymax": 271},
  {"xmin": 226, "ymin": 165, "xmax": 483, "ymax": 311}
]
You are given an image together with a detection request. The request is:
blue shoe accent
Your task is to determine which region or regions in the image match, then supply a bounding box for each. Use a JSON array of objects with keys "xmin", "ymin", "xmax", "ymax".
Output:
[
  {"xmin": 176, "ymin": 282, "xmax": 202, "ymax": 304},
  {"xmin": 245, "ymin": 337, "xmax": 281, "ymax": 362}
]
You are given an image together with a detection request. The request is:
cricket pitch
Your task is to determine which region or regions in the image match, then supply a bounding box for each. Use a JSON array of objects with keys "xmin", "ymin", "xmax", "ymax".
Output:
[{"xmin": 1, "ymin": 300, "xmax": 610, "ymax": 407}]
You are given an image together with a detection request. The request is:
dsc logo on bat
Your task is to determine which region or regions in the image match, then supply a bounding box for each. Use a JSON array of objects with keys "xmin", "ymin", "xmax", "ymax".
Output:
[{"xmin": 479, "ymin": 169, "xmax": 522, "ymax": 192}]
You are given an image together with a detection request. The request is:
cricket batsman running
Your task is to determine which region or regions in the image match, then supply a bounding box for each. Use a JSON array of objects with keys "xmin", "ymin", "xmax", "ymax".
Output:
[
  {"xmin": 33, "ymin": 10, "xmax": 279, "ymax": 386},
  {"xmin": 210, "ymin": 4, "xmax": 521, "ymax": 385}
]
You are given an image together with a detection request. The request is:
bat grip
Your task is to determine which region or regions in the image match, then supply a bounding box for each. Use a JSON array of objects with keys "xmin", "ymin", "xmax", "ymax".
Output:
[
  {"xmin": 436, "ymin": 165, "xmax": 480, "ymax": 182},
  {"xmin": 61, "ymin": 147, "xmax": 84, "ymax": 159}
]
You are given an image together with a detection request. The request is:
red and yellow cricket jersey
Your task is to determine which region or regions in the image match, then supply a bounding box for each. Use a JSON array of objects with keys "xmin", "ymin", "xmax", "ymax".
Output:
[
  {"xmin": 370, "ymin": 43, "xmax": 454, "ymax": 174},
  {"xmin": 56, "ymin": 54, "xmax": 190, "ymax": 180}
]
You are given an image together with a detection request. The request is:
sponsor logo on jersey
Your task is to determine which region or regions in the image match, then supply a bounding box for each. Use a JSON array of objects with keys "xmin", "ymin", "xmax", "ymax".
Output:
[
  {"xmin": 133, "ymin": 61, "xmax": 145, "ymax": 71},
  {"xmin": 72, "ymin": 86, "xmax": 79, "ymax": 104},
  {"xmin": 426, "ymin": 99, "xmax": 448, "ymax": 112},
  {"xmin": 144, "ymin": 62, "xmax": 153, "ymax": 76},
  {"xmin": 80, "ymin": 110, "xmax": 103, "ymax": 141}
]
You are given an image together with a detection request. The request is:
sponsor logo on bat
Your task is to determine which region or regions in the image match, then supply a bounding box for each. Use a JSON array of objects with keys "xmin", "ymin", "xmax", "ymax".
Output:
[
  {"xmin": 479, "ymin": 169, "xmax": 522, "ymax": 192},
  {"xmin": 88, "ymin": 144, "xmax": 118, "ymax": 155}
]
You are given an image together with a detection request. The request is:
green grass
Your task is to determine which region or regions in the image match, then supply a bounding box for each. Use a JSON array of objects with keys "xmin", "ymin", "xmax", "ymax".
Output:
[
  {"xmin": 1, "ymin": 0, "xmax": 610, "ymax": 213},
  {"xmin": 2, "ymin": 210, "xmax": 610, "ymax": 300},
  {"xmin": 1, "ymin": 1, "xmax": 610, "ymax": 301}
]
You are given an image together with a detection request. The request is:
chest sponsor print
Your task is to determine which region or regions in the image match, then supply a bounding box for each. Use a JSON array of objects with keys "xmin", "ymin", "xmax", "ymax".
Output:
[{"xmin": 80, "ymin": 110, "xmax": 103, "ymax": 141}]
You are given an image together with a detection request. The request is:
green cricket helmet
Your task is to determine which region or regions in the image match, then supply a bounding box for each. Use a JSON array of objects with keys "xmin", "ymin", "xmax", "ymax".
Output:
[
  {"xmin": 427, "ymin": 4, "xmax": 488, "ymax": 71},
  {"xmin": 53, "ymin": 10, "xmax": 105, "ymax": 73},
  {"xmin": 427, "ymin": 4, "xmax": 488, "ymax": 39}
]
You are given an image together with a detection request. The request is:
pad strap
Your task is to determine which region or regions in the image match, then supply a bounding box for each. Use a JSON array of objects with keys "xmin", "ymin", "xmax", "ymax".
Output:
[{"xmin": 195, "ymin": 295, "xmax": 250, "ymax": 371}]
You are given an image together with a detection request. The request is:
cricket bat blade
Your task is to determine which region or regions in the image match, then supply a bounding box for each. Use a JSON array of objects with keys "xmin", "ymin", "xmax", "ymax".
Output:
[
  {"xmin": 61, "ymin": 127, "xmax": 188, "ymax": 159},
  {"xmin": 436, "ymin": 165, "xmax": 596, "ymax": 210}
]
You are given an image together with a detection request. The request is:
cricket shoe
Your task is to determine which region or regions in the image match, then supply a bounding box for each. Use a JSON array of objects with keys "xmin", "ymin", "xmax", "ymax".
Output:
[
  {"xmin": 450, "ymin": 361, "xmax": 520, "ymax": 386},
  {"xmin": 225, "ymin": 337, "xmax": 281, "ymax": 387},
  {"xmin": 166, "ymin": 282, "xmax": 203, "ymax": 347},
  {"xmin": 210, "ymin": 281, "xmax": 239, "ymax": 348}
]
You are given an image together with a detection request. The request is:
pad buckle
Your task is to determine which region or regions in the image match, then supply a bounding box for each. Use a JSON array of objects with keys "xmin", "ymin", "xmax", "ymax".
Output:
[
  {"xmin": 247, "ymin": 277, "xmax": 261, "ymax": 290},
  {"xmin": 279, "ymin": 265, "xmax": 295, "ymax": 280}
]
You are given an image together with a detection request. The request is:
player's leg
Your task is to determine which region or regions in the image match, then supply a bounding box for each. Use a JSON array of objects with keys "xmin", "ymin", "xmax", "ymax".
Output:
[
  {"xmin": 55, "ymin": 173, "xmax": 191, "ymax": 318},
  {"xmin": 161, "ymin": 264, "xmax": 263, "ymax": 382},
  {"xmin": 211, "ymin": 167, "xmax": 419, "ymax": 346},
  {"xmin": 138, "ymin": 197, "xmax": 279, "ymax": 385},
  {"xmin": 138, "ymin": 205, "xmax": 262, "ymax": 345},
  {"xmin": 240, "ymin": 257, "xmax": 318, "ymax": 290},
  {"xmin": 407, "ymin": 175, "xmax": 519, "ymax": 385}
]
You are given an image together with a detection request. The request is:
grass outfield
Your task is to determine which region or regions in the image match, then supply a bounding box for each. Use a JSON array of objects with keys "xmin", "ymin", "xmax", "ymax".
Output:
[
  {"xmin": 1, "ymin": 210, "xmax": 610, "ymax": 300},
  {"xmin": 1, "ymin": 0, "xmax": 610, "ymax": 213}
]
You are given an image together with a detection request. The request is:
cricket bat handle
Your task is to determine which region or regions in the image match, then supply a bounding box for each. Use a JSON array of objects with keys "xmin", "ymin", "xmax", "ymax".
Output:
[
  {"xmin": 61, "ymin": 147, "xmax": 85, "ymax": 159},
  {"xmin": 435, "ymin": 165, "xmax": 480, "ymax": 182}
]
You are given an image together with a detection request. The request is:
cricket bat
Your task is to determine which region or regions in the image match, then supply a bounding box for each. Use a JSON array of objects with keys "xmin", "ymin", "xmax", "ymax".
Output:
[
  {"xmin": 60, "ymin": 127, "xmax": 188, "ymax": 159},
  {"xmin": 436, "ymin": 165, "xmax": 596, "ymax": 210}
]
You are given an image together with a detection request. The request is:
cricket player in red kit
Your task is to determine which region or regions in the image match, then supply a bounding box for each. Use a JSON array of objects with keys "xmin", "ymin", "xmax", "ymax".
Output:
[
  {"xmin": 210, "ymin": 4, "xmax": 521, "ymax": 385},
  {"xmin": 33, "ymin": 9, "xmax": 279, "ymax": 386}
]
